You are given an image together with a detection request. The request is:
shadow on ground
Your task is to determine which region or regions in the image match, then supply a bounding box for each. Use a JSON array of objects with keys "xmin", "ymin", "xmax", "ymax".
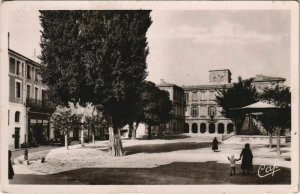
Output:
[
  {"xmin": 10, "ymin": 161, "xmax": 291, "ymax": 185},
  {"xmin": 125, "ymin": 142, "xmax": 211, "ymax": 155},
  {"xmin": 136, "ymin": 134, "xmax": 191, "ymax": 140}
]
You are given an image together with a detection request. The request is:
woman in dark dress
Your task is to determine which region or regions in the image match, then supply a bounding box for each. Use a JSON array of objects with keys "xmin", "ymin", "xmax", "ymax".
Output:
[
  {"xmin": 212, "ymin": 137, "xmax": 219, "ymax": 152},
  {"xmin": 239, "ymin": 143, "xmax": 253, "ymax": 175},
  {"xmin": 9, "ymin": 150, "xmax": 14, "ymax": 179}
]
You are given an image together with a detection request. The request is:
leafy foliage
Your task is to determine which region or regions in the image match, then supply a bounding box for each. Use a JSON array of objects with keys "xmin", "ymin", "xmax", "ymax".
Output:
[
  {"xmin": 40, "ymin": 11, "xmax": 152, "ymax": 130},
  {"xmin": 258, "ymin": 85, "xmax": 291, "ymax": 134},
  {"xmin": 51, "ymin": 109, "xmax": 82, "ymax": 137},
  {"xmin": 138, "ymin": 81, "xmax": 173, "ymax": 137},
  {"xmin": 215, "ymin": 77, "xmax": 259, "ymax": 131}
]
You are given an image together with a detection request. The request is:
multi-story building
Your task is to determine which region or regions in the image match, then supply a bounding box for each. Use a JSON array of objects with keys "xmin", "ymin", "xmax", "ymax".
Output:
[
  {"xmin": 182, "ymin": 69, "xmax": 234, "ymax": 136},
  {"xmin": 154, "ymin": 81, "xmax": 185, "ymax": 135},
  {"xmin": 8, "ymin": 49, "xmax": 55, "ymax": 149},
  {"xmin": 182, "ymin": 69, "xmax": 287, "ymax": 136}
]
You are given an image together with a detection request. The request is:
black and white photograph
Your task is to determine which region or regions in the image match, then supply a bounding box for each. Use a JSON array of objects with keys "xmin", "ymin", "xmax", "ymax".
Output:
[{"xmin": 0, "ymin": 1, "xmax": 299, "ymax": 193}]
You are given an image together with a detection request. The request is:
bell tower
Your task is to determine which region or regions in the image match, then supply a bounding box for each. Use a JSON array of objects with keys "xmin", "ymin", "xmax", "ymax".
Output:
[{"xmin": 209, "ymin": 69, "xmax": 232, "ymax": 84}]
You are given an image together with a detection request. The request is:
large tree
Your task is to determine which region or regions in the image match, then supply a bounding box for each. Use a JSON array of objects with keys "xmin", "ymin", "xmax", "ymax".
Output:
[
  {"xmin": 127, "ymin": 81, "xmax": 173, "ymax": 139},
  {"xmin": 40, "ymin": 11, "xmax": 152, "ymax": 156},
  {"xmin": 215, "ymin": 77, "xmax": 259, "ymax": 133},
  {"xmin": 258, "ymin": 85, "xmax": 291, "ymax": 156},
  {"xmin": 140, "ymin": 81, "xmax": 173, "ymax": 139}
]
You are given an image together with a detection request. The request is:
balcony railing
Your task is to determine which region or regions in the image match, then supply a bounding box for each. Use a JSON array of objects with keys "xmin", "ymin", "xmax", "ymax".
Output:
[{"xmin": 26, "ymin": 98, "xmax": 56, "ymax": 113}]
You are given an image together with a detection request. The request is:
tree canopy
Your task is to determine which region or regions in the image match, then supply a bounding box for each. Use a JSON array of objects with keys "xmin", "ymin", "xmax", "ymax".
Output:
[
  {"xmin": 40, "ymin": 10, "xmax": 152, "ymax": 127},
  {"xmin": 40, "ymin": 10, "xmax": 152, "ymax": 156},
  {"xmin": 258, "ymin": 85, "xmax": 291, "ymax": 134},
  {"xmin": 139, "ymin": 81, "xmax": 173, "ymax": 138},
  {"xmin": 215, "ymin": 77, "xmax": 259, "ymax": 132}
]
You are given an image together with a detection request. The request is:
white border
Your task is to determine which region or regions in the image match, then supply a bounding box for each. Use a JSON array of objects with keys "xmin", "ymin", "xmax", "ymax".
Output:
[{"xmin": 0, "ymin": 1, "xmax": 299, "ymax": 193}]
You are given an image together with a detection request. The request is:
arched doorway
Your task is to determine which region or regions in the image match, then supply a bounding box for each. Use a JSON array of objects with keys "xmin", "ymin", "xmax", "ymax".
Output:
[
  {"xmin": 184, "ymin": 123, "xmax": 189, "ymax": 133},
  {"xmin": 227, "ymin": 123, "xmax": 234, "ymax": 134},
  {"xmin": 192, "ymin": 123, "xmax": 198, "ymax": 133},
  {"xmin": 218, "ymin": 123, "xmax": 224, "ymax": 134},
  {"xmin": 209, "ymin": 123, "xmax": 215, "ymax": 133},
  {"xmin": 200, "ymin": 123, "xmax": 206, "ymax": 133}
]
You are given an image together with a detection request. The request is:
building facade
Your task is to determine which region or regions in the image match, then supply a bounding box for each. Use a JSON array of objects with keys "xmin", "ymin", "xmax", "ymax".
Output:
[
  {"xmin": 181, "ymin": 69, "xmax": 286, "ymax": 136},
  {"xmin": 8, "ymin": 49, "xmax": 55, "ymax": 149},
  {"xmin": 182, "ymin": 69, "xmax": 234, "ymax": 136}
]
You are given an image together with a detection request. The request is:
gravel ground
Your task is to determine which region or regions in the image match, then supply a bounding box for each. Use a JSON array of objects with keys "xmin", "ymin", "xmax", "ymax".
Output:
[{"xmin": 13, "ymin": 136, "xmax": 291, "ymax": 175}]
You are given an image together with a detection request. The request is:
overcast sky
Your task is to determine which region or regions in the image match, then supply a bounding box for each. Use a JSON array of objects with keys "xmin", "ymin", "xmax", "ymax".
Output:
[{"xmin": 8, "ymin": 10, "xmax": 291, "ymax": 86}]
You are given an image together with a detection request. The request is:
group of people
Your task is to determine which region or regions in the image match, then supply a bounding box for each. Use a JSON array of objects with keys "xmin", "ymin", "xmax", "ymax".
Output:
[{"xmin": 212, "ymin": 137, "xmax": 253, "ymax": 176}]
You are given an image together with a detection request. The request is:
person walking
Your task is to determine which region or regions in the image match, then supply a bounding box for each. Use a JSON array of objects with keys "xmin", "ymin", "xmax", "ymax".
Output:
[
  {"xmin": 239, "ymin": 143, "xmax": 253, "ymax": 175},
  {"xmin": 212, "ymin": 137, "xmax": 219, "ymax": 152}
]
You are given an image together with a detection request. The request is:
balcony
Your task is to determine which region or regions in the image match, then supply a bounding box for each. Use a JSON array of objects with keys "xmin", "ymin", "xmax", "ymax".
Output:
[{"xmin": 26, "ymin": 98, "xmax": 56, "ymax": 113}]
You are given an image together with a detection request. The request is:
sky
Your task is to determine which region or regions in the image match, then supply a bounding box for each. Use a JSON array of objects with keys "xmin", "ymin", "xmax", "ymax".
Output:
[{"xmin": 8, "ymin": 9, "xmax": 291, "ymax": 86}]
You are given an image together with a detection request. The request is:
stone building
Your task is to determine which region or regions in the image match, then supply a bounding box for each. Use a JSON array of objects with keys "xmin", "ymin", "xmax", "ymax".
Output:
[
  {"xmin": 182, "ymin": 69, "xmax": 234, "ymax": 136},
  {"xmin": 8, "ymin": 49, "xmax": 55, "ymax": 149}
]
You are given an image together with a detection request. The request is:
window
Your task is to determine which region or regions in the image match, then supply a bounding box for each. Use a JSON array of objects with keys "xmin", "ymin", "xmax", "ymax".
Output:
[
  {"xmin": 15, "ymin": 111, "xmax": 20, "ymax": 122},
  {"xmin": 191, "ymin": 105, "xmax": 198, "ymax": 117},
  {"xmin": 9, "ymin": 57, "xmax": 15, "ymax": 74},
  {"xmin": 200, "ymin": 92, "xmax": 206, "ymax": 101},
  {"xmin": 35, "ymin": 87, "xmax": 38, "ymax": 100},
  {"xmin": 42, "ymin": 90, "xmax": 46, "ymax": 100},
  {"xmin": 192, "ymin": 92, "xmax": 198, "ymax": 101},
  {"xmin": 208, "ymin": 106, "xmax": 216, "ymax": 118},
  {"xmin": 184, "ymin": 93, "xmax": 189, "ymax": 102},
  {"xmin": 27, "ymin": 65, "xmax": 31, "ymax": 79},
  {"xmin": 27, "ymin": 85, "xmax": 31, "ymax": 98},
  {"xmin": 35, "ymin": 69, "xmax": 38, "ymax": 81},
  {"xmin": 200, "ymin": 105, "xmax": 207, "ymax": 116},
  {"xmin": 209, "ymin": 91, "xmax": 215, "ymax": 100},
  {"xmin": 16, "ymin": 81, "xmax": 21, "ymax": 99},
  {"xmin": 16, "ymin": 61, "xmax": 21, "ymax": 75}
]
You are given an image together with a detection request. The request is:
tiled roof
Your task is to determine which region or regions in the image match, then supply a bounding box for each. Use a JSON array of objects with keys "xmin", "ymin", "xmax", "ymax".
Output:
[
  {"xmin": 253, "ymin": 75, "xmax": 286, "ymax": 82},
  {"xmin": 182, "ymin": 83, "xmax": 232, "ymax": 90}
]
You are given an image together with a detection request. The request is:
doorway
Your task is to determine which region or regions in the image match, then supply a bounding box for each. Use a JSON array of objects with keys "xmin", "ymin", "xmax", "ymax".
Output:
[{"xmin": 14, "ymin": 128, "xmax": 20, "ymax": 149}]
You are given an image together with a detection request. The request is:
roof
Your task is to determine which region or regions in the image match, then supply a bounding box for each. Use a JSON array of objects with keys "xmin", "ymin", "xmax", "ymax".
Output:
[
  {"xmin": 230, "ymin": 101, "xmax": 279, "ymax": 112},
  {"xmin": 253, "ymin": 74, "xmax": 286, "ymax": 83},
  {"xmin": 182, "ymin": 83, "xmax": 233, "ymax": 91},
  {"xmin": 9, "ymin": 48, "xmax": 40, "ymax": 67},
  {"xmin": 157, "ymin": 80, "xmax": 183, "ymax": 90},
  {"xmin": 209, "ymin": 69, "xmax": 232, "ymax": 75},
  {"xmin": 242, "ymin": 102, "xmax": 278, "ymax": 109}
]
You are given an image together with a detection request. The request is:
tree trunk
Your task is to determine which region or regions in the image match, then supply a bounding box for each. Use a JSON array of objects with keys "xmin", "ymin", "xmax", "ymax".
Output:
[
  {"xmin": 132, "ymin": 128, "xmax": 137, "ymax": 140},
  {"xmin": 81, "ymin": 129, "xmax": 85, "ymax": 147},
  {"xmin": 128, "ymin": 123, "xmax": 134, "ymax": 140},
  {"xmin": 277, "ymin": 128, "xmax": 281, "ymax": 157},
  {"xmin": 269, "ymin": 132, "xmax": 273, "ymax": 149},
  {"xmin": 108, "ymin": 127, "xmax": 124, "ymax": 157},
  {"xmin": 65, "ymin": 133, "xmax": 68, "ymax": 150},
  {"xmin": 92, "ymin": 133, "xmax": 95, "ymax": 144},
  {"xmin": 148, "ymin": 125, "xmax": 152, "ymax": 139}
]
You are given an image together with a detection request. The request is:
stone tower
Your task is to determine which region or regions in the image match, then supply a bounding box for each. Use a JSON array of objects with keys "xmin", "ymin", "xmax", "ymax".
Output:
[{"xmin": 209, "ymin": 69, "xmax": 232, "ymax": 84}]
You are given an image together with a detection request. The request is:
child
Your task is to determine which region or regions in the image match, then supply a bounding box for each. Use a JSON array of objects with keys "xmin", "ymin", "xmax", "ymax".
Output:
[{"xmin": 227, "ymin": 155, "xmax": 240, "ymax": 176}]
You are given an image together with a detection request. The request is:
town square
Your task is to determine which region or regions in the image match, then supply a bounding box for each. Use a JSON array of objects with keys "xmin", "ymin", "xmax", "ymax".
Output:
[{"xmin": 1, "ymin": 1, "xmax": 298, "ymax": 193}]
